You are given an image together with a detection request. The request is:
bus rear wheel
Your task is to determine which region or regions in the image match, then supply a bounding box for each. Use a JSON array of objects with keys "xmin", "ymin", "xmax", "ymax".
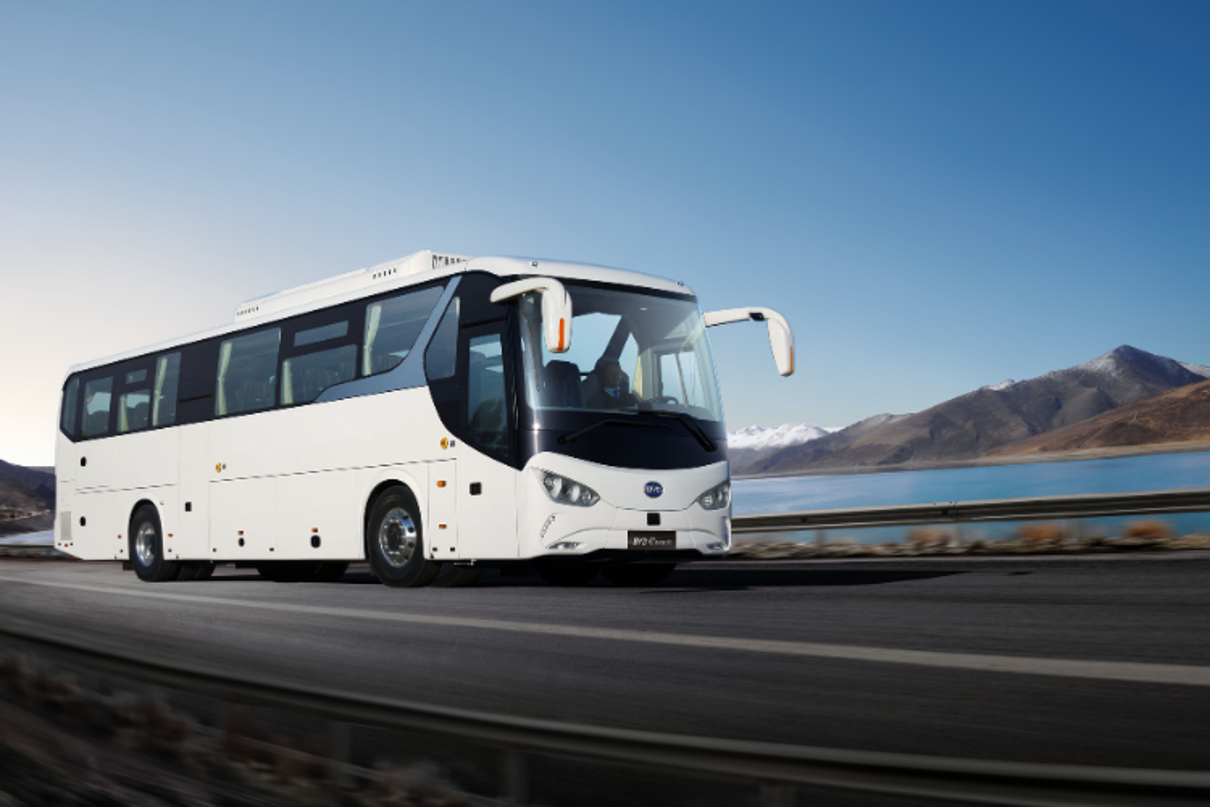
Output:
[
  {"xmin": 366, "ymin": 486, "xmax": 442, "ymax": 588},
  {"xmin": 601, "ymin": 563, "xmax": 676, "ymax": 587},
  {"xmin": 130, "ymin": 505, "xmax": 181, "ymax": 583}
]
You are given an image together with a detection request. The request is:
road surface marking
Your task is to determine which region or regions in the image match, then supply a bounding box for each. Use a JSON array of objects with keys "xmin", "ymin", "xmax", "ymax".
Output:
[{"xmin": 3, "ymin": 573, "xmax": 1210, "ymax": 687}]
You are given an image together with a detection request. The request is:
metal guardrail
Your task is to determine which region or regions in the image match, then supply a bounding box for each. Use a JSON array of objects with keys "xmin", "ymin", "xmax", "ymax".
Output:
[
  {"xmin": 731, "ymin": 487, "xmax": 1210, "ymax": 534},
  {"xmin": 3, "ymin": 623, "xmax": 1210, "ymax": 805}
]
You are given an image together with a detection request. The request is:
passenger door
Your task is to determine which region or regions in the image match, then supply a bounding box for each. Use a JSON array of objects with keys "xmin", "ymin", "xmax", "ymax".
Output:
[{"xmin": 455, "ymin": 328, "xmax": 518, "ymax": 559}]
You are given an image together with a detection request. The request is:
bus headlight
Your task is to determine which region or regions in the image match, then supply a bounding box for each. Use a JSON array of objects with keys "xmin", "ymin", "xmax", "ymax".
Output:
[
  {"xmin": 696, "ymin": 480, "xmax": 730, "ymax": 510},
  {"xmin": 538, "ymin": 470, "xmax": 601, "ymax": 507}
]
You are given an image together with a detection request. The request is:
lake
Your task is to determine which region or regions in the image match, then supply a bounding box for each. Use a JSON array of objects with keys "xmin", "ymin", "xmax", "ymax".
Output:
[{"xmin": 732, "ymin": 450, "xmax": 1210, "ymax": 543}]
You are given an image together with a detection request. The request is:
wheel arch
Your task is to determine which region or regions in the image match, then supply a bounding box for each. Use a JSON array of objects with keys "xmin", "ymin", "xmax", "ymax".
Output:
[
  {"xmin": 360, "ymin": 468, "xmax": 427, "ymax": 554},
  {"xmin": 127, "ymin": 498, "xmax": 160, "ymax": 535}
]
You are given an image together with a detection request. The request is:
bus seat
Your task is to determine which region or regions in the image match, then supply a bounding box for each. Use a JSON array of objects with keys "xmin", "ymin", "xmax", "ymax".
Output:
[{"xmin": 542, "ymin": 360, "xmax": 583, "ymax": 408}]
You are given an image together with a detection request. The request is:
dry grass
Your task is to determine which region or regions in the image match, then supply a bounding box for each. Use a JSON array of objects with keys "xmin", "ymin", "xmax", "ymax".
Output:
[
  {"xmin": 1124, "ymin": 520, "xmax": 1172, "ymax": 540},
  {"xmin": 1017, "ymin": 523, "xmax": 1068, "ymax": 546},
  {"xmin": 730, "ymin": 522, "xmax": 1210, "ymax": 559},
  {"xmin": 906, "ymin": 528, "xmax": 951, "ymax": 550}
]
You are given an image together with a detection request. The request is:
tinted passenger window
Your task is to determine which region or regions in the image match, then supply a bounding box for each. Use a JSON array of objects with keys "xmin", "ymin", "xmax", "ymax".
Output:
[
  {"xmin": 153, "ymin": 353, "xmax": 181, "ymax": 427},
  {"xmin": 82, "ymin": 377, "xmax": 113, "ymax": 438},
  {"xmin": 364, "ymin": 286, "xmax": 444, "ymax": 376},
  {"xmin": 216, "ymin": 329, "xmax": 281, "ymax": 416},
  {"xmin": 61, "ymin": 377, "xmax": 80, "ymax": 438},
  {"xmin": 467, "ymin": 334, "xmax": 508, "ymax": 459},
  {"xmin": 118, "ymin": 389, "xmax": 151, "ymax": 433},
  {"xmin": 295, "ymin": 321, "xmax": 348, "ymax": 348},
  {"xmin": 282, "ymin": 345, "xmax": 356, "ymax": 405},
  {"xmin": 425, "ymin": 297, "xmax": 459, "ymax": 381}
]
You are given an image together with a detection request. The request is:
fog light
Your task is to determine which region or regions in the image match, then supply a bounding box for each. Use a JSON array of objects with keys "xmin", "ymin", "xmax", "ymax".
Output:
[
  {"xmin": 707, "ymin": 542, "xmax": 724, "ymax": 550},
  {"xmin": 549, "ymin": 541, "xmax": 581, "ymax": 551}
]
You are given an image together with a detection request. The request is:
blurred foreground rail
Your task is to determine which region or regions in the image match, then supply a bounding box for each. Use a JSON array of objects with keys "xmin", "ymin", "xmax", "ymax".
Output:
[
  {"xmin": 3, "ymin": 622, "xmax": 1210, "ymax": 806},
  {"xmin": 731, "ymin": 487, "xmax": 1210, "ymax": 533}
]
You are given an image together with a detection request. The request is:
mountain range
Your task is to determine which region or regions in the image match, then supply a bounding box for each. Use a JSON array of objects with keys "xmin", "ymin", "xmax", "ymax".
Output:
[
  {"xmin": 0, "ymin": 460, "xmax": 55, "ymax": 513},
  {"xmin": 730, "ymin": 345, "xmax": 1210, "ymax": 476},
  {"xmin": 984, "ymin": 377, "xmax": 1210, "ymax": 459}
]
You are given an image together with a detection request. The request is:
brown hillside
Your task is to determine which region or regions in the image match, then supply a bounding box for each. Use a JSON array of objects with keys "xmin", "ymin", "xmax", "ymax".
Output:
[
  {"xmin": 737, "ymin": 345, "xmax": 1207, "ymax": 476},
  {"xmin": 986, "ymin": 378, "xmax": 1210, "ymax": 458},
  {"xmin": 0, "ymin": 460, "xmax": 55, "ymax": 512}
]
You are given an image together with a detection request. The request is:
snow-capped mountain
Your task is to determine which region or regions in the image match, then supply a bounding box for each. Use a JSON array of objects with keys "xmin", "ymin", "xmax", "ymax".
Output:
[
  {"xmin": 727, "ymin": 423, "xmax": 841, "ymax": 450},
  {"xmin": 1180, "ymin": 361, "xmax": 1210, "ymax": 378},
  {"xmin": 732, "ymin": 345, "xmax": 1210, "ymax": 477}
]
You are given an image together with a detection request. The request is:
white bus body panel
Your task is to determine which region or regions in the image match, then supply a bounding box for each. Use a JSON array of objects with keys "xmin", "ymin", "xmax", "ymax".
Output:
[
  {"xmin": 457, "ymin": 448, "xmax": 520, "ymax": 559},
  {"xmin": 517, "ymin": 454, "xmax": 730, "ymax": 560},
  {"xmin": 428, "ymin": 460, "xmax": 458, "ymax": 558},
  {"xmin": 54, "ymin": 431, "xmax": 75, "ymax": 554},
  {"xmin": 70, "ymin": 490, "xmax": 118, "ymax": 560},
  {"xmin": 178, "ymin": 423, "xmax": 210, "ymax": 559},
  {"xmin": 274, "ymin": 469, "xmax": 361, "ymax": 560}
]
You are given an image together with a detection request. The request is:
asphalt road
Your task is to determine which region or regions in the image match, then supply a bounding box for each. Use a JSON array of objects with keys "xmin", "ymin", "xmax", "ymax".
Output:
[{"xmin": 2, "ymin": 553, "xmax": 1210, "ymax": 784}]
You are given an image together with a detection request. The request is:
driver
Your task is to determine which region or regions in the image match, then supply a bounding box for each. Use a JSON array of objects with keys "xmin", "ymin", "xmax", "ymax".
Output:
[{"xmin": 587, "ymin": 358, "xmax": 637, "ymax": 410}]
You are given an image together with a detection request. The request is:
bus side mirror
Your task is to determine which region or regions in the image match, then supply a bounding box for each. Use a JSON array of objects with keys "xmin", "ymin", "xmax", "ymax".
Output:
[
  {"xmin": 490, "ymin": 276, "xmax": 573, "ymax": 353},
  {"xmin": 703, "ymin": 307, "xmax": 795, "ymax": 376}
]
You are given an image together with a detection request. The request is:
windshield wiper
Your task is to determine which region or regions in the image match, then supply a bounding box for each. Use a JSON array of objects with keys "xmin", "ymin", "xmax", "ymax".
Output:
[
  {"xmin": 640, "ymin": 411, "xmax": 718, "ymax": 452},
  {"xmin": 558, "ymin": 418, "xmax": 663, "ymax": 444}
]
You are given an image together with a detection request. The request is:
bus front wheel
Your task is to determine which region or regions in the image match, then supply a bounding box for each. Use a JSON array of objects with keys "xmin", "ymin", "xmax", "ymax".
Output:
[
  {"xmin": 130, "ymin": 505, "xmax": 181, "ymax": 583},
  {"xmin": 366, "ymin": 486, "xmax": 442, "ymax": 588}
]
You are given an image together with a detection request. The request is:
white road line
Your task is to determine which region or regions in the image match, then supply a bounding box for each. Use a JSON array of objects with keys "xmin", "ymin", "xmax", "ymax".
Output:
[{"xmin": 4, "ymin": 573, "xmax": 1210, "ymax": 687}]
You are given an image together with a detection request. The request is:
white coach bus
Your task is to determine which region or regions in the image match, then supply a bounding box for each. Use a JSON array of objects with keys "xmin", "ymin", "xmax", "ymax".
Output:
[{"xmin": 54, "ymin": 251, "xmax": 793, "ymax": 587}]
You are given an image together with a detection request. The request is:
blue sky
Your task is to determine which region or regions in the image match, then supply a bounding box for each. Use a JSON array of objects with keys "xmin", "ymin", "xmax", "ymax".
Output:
[{"xmin": 2, "ymin": 1, "xmax": 1208, "ymax": 465}]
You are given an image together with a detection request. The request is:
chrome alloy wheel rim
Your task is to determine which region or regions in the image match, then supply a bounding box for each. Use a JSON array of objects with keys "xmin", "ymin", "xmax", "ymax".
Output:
[
  {"xmin": 378, "ymin": 507, "xmax": 417, "ymax": 568},
  {"xmin": 135, "ymin": 521, "xmax": 157, "ymax": 566}
]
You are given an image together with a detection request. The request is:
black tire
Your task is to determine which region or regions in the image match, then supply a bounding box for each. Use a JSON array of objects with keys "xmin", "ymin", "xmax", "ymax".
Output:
[
  {"xmin": 601, "ymin": 563, "xmax": 676, "ymax": 587},
  {"xmin": 366, "ymin": 486, "xmax": 442, "ymax": 588},
  {"xmin": 177, "ymin": 562, "xmax": 216, "ymax": 581},
  {"xmin": 433, "ymin": 566, "xmax": 484, "ymax": 588},
  {"xmin": 533, "ymin": 561, "xmax": 599, "ymax": 587},
  {"xmin": 313, "ymin": 561, "xmax": 349, "ymax": 582},
  {"xmin": 129, "ymin": 505, "xmax": 181, "ymax": 583}
]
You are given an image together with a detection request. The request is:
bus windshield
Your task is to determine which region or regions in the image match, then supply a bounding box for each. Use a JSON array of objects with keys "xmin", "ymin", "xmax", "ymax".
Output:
[{"xmin": 517, "ymin": 283, "xmax": 724, "ymax": 426}]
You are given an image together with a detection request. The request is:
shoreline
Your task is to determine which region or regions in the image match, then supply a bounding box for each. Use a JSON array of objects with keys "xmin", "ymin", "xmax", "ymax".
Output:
[{"xmin": 733, "ymin": 441, "xmax": 1210, "ymax": 481}]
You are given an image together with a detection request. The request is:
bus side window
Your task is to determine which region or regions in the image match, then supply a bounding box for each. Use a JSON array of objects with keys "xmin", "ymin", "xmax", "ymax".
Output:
[
  {"xmin": 467, "ymin": 334, "xmax": 508, "ymax": 459},
  {"xmin": 153, "ymin": 352, "xmax": 182, "ymax": 427},
  {"xmin": 424, "ymin": 297, "xmax": 460, "ymax": 382},
  {"xmin": 282, "ymin": 345, "xmax": 357, "ymax": 405},
  {"xmin": 81, "ymin": 377, "xmax": 114, "ymax": 438},
  {"xmin": 364, "ymin": 286, "xmax": 445, "ymax": 376},
  {"xmin": 216, "ymin": 329, "xmax": 281, "ymax": 416},
  {"xmin": 60, "ymin": 377, "xmax": 80, "ymax": 438},
  {"xmin": 118, "ymin": 388, "xmax": 151, "ymax": 433}
]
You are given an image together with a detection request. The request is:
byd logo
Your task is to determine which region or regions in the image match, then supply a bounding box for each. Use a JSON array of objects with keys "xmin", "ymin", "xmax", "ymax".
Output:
[{"xmin": 644, "ymin": 482, "xmax": 664, "ymax": 498}]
